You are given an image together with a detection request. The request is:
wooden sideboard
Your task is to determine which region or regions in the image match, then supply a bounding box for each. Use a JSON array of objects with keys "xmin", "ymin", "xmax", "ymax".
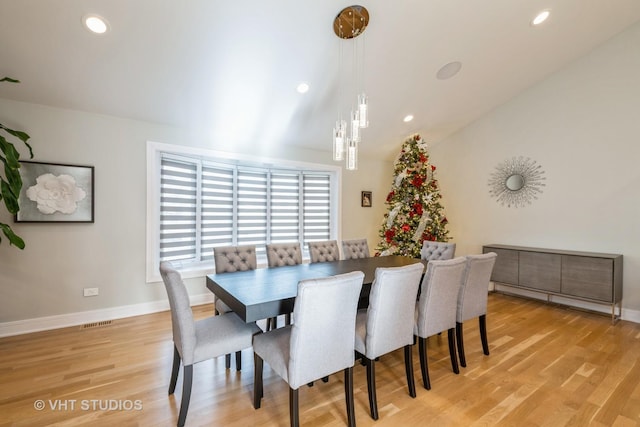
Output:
[{"xmin": 482, "ymin": 244, "xmax": 623, "ymax": 322}]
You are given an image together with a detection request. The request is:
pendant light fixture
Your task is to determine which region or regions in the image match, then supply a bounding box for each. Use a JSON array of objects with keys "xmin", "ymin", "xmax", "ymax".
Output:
[{"xmin": 333, "ymin": 5, "xmax": 369, "ymax": 170}]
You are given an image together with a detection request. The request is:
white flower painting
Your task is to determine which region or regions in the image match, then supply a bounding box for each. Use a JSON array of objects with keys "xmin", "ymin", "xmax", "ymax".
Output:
[
  {"xmin": 16, "ymin": 161, "xmax": 94, "ymax": 223},
  {"xmin": 26, "ymin": 173, "xmax": 87, "ymax": 214}
]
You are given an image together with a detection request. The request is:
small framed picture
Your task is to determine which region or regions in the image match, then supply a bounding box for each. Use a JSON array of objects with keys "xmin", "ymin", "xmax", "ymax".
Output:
[
  {"xmin": 15, "ymin": 161, "xmax": 95, "ymax": 223},
  {"xmin": 361, "ymin": 191, "xmax": 372, "ymax": 207}
]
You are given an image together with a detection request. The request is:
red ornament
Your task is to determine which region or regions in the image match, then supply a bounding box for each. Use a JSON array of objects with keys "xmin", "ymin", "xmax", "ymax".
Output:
[
  {"xmin": 411, "ymin": 175, "xmax": 424, "ymax": 187},
  {"xmin": 385, "ymin": 229, "xmax": 395, "ymax": 242},
  {"xmin": 413, "ymin": 203, "xmax": 423, "ymax": 215},
  {"xmin": 431, "ymin": 165, "xmax": 436, "ymax": 171},
  {"xmin": 419, "ymin": 154, "xmax": 427, "ymax": 163},
  {"xmin": 386, "ymin": 191, "xmax": 395, "ymax": 202},
  {"xmin": 402, "ymin": 224, "xmax": 410, "ymax": 232}
]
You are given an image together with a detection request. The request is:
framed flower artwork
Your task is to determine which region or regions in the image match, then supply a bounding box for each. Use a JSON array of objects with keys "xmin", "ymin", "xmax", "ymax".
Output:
[{"xmin": 15, "ymin": 161, "xmax": 95, "ymax": 223}]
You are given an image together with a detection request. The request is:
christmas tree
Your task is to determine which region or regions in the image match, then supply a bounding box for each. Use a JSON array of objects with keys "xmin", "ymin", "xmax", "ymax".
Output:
[{"xmin": 375, "ymin": 134, "xmax": 450, "ymax": 258}]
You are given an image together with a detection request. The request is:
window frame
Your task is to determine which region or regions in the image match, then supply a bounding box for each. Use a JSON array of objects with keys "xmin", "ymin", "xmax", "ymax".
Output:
[{"xmin": 146, "ymin": 141, "xmax": 342, "ymax": 283}]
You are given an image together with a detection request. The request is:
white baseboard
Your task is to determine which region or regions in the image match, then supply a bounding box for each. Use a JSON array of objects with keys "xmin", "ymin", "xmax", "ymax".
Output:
[
  {"xmin": 0, "ymin": 293, "xmax": 214, "ymax": 338},
  {"xmin": 492, "ymin": 283, "xmax": 640, "ymax": 324}
]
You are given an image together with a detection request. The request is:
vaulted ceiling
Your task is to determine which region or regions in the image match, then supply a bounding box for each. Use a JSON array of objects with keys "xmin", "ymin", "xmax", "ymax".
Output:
[{"xmin": 1, "ymin": 1, "xmax": 640, "ymax": 160}]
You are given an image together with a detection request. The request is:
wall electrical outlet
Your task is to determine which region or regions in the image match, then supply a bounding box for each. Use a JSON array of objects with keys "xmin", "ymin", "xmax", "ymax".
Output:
[{"xmin": 83, "ymin": 287, "xmax": 99, "ymax": 297}]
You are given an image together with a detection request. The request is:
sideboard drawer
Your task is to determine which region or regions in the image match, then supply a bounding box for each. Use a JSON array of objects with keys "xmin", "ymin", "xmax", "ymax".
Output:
[
  {"xmin": 561, "ymin": 255, "xmax": 614, "ymax": 302},
  {"xmin": 486, "ymin": 248, "xmax": 519, "ymax": 284},
  {"xmin": 519, "ymin": 251, "xmax": 561, "ymax": 292}
]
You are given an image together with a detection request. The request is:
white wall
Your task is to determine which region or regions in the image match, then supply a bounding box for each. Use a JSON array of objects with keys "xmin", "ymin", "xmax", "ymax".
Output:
[
  {"xmin": 430, "ymin": 22, "xmax": 640, "ymax": 318},
  {"xmin": 0, "ymin": 99, "xmax": 392, "ymax": 329}
]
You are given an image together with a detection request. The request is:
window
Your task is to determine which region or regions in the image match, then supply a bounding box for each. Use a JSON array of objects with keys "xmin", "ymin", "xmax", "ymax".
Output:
[{"xmin": 147, "ymin": 142, "xmax": 340, "ymax": 281}]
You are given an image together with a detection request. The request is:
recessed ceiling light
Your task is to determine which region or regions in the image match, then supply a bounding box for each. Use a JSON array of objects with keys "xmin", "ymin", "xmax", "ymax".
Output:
[
  {"xmin": 532, "ymin": 10, "xmax": 550, "ymax": 26},
  {"xmin": 83, "ymin": 14, "xmax": 109, "ymax": 34},
  {"xmin": 296, "ymin": 83, "xmax": 309, "ymax": 94},
  {"xmin": 436, "ymin": 61, "xmax": 462, "ymax": 80},
  {"xmin": 403, "ymin": 115, "xmax": 414, "ymax": 123}
]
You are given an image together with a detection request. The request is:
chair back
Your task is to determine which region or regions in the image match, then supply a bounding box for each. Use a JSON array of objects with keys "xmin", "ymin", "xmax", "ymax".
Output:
[
  {"xmin": 421, "ymin": 241, "xmax": 456, "ymax": 261},
  {"xmin": 415, "ymin": 257, "xmax": 466, "ymax": 338},
  {"xmin": 214, "ymin": 245, "xmax": 257, "ymax": 272},
  {"xmin": 288, "ymin": 271, "xmax": 364, "ymax": 389},
  {"xmin": 266, "ymin": 242, "xmax": 303, "ymax": 267},
  {"xmin": 159, "ymin": 262, "xmax": 197, "ymax": 365},
  {"xmin": 308, "ymin": 240, "xmax": 340, "ymax": 263},
  {"xmin": 363, "ymin": 263, "xmax": 424, "ymax": 358},
  {"xmin": 342, "ymin": 238, "xmax": 370, "ymax": 260},
  {"xmin": 457, "ymin": 252, "xmax": 497, "ymax": 322}
]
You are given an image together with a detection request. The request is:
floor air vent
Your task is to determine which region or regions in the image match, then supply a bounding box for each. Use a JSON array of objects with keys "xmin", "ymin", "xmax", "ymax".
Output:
[{"xmin": 81, "ymin": 320, "xmax": 113, "ymax": 329}]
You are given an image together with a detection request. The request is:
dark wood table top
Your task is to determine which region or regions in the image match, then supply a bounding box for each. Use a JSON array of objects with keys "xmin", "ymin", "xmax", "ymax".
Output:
[{"xmin": 206, "ymin": 255, "xmax": 425, "ymax": 323}]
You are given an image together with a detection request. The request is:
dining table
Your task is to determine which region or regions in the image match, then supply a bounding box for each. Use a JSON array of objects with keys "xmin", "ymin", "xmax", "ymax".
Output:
[{"xmin": 206, "ymin": 255, "xmax": 426, "ymax": 323}]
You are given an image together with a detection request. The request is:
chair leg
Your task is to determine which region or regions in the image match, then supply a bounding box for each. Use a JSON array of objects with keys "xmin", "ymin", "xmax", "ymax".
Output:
[
  {"xmin": 344, "ymin": 367, "xmax": 356, "ymax": 427},
  {"xmin": 456, "ymin": 322, "xmax": 466, "ymax": 368},
  {"xmin": 235, "ymin": 351, "xmax": 242, "ymax": 371},
  {"xmin": 225, "ymin": 353, "xmax": 231, "ymax": 369},
  {"xmin": 169, "ymin": 345, "xmax": 181, "ymax": 395},
  {"xmin": 479, "ymin": 315, "xmax": 490, "ymax": 355},
  {"xmin": 418, "ymin": 336, "xmax": 430, "ymax": 390},
  {"xmin": 177, "ymin": 364, "xmax": 193, "ymax": 427},
  {"xmin": 447, "ymin": 328, "xmax": 459, "ymax": 374},
  {"xmin": 289, "ymin": 387, "xmax": 300, "ymax": 427},
  {"xmin": 404, "ymin": 344, "xmax": 416, "ymax": 398},
  {"xmin": 253, "ymin": 353, "xmax": 263, "ymax": 409},
  {"xmin": 267, "ymin": 317, "xmax": 277, "ymax": 331},
  {"xmin": 365, "ymin": 357, "xmax": 379, "ymax": 420},
  {"xmin": 285, "ymin": 313, "xmax": 291, "ymax": 326}
]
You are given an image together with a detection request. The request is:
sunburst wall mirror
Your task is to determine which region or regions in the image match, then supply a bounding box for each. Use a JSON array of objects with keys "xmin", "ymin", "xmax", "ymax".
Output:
[{"xmin": 488, "ymin": 156, "xmax": 546, "ymax": 208}]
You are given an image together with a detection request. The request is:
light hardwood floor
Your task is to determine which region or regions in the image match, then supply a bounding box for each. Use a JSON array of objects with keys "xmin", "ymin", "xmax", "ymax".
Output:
[{"xmin": 1, "ymin": 293, "xmax": 640, "ymax": 427}]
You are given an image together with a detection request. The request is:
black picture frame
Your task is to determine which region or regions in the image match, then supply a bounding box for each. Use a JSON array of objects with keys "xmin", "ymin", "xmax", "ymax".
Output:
[
  {"xmin": 361, "ymin": 191, "xmax": 372, "ymax": 207},
  {"xmin": 15, "ymin": 161, "xmax": 95, "ymax": 223}
]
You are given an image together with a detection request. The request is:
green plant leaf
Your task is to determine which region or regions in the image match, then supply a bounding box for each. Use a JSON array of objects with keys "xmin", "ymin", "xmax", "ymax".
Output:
[
  {"xmin": 1, "ymin": 179, "xmax": 19, "ymax": 213},
  {"xmin": 0, "ymin": 135, "xmax": 21, "ymax": 169},
  {"xmin": 4, "ymin": 161, "xmax": 22, "ymax": 197},
  {"xmin": 0, "ymin": 222, "xmax": 25, "ymax": 249},
  {"xmin": 1, "ymin": 125, "xmax": 31, "ymax": 143},
  {"xmin": 0, "ymin": 77, "xmax": 20, "ymax": 83},
  {"xmin": 0, "ymin": 124, "xmax": 33, "ymax": 158}
]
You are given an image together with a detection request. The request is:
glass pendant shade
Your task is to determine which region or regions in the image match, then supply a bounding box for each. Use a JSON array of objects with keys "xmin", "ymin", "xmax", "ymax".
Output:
[
  {"xmin": 350, "ymin": 110, "xmax": 360, "ymax": 142},
  {"xmin": 346, "ymin": 138, "xmax": 358, "ymax": 171},
  {"xmin": 358, "ymin": 93, "xmax": 368, "ymax": 128},
  {"xmin": 333, "ymin": 120, "xmax": 346, "ymax": 161}
]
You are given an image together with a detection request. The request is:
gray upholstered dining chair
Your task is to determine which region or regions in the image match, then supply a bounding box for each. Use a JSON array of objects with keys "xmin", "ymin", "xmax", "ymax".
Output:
[
  {"xmin": 308, "ymin": 240, "xmax": 340, "ymax": 263},
  {"xmin": 414, "ymin": 257, "xmax": 466, "ymax": 390},
  {"xmin": 420, "ymin": 240, "xmax": 456, "ymax": 261},
  {"xmin": 253, "ymin": 271, "xmax": 364, "ymax": 427},
  {"xmin": 456, "ymin": 252, "xmax": 497, "ymax": 367},
  {"xmin": 213, "ymin": 245, "xmax": 257, "ymax": 313},
  {"xmin": 265, "ymin": 242, "xmax": 303, "ymax": 328},
  {"xmin": 213, "ymin": 244, "xmax": 257, "ymax": 369},
  {"xmin": 342, "ymin": 238, "xmax": 370, "ymax": 260},
  {"xmin": 159, "ymin": 262, "xmax": 261, "ymax": 427},
  {"xmin": 354, "ymin": 263, "xmax": 424, "ymax": 420},
  {"xmin": 266, "ymin": 242, "xmax": 303, "ymax": 266}
]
